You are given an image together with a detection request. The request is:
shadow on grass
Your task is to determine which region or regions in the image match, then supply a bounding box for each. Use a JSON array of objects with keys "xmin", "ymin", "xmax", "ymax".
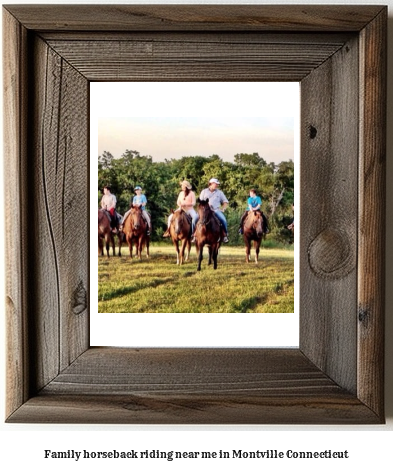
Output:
[
  {"xmin": 228, "ymin": 296, "xmax": 267, "ymax": 312},
  {"xmin": 99, "ymin": 277, "xmax": 173, "ymax": 301},
  {"xmin": 228, "ymin": 279, "xmax": 294, "ymax": 313}
]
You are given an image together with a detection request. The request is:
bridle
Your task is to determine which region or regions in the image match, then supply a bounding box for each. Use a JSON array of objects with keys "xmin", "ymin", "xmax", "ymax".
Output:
[
  {"xmin": 173, "ymin": 209, "xmax": 187, "ymax": 233},
  {"xmin": 131, "ymin": 207, "xmax": 143, "ymax": 230},
  {"xmin": 247, "ymin": 212, "xmax": 263, "ymax": 235},
  {"xmin": 198, "ymin": 204, "xmax": 212, "ymax": 226}
]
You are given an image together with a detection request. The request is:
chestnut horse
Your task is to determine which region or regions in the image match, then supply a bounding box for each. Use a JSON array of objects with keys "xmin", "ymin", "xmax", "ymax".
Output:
[
  {"xmin": 242, "ymin": 210, "xmax": 264, "ymax": 263},
  {"xmin": 194, "ymin": 199, "xmax": 223, "ymax": 271},
  {"xmin": 169, "ymin": 209, "xmax": 192, "ymax": 265},
  {"xmin": 98, "ymin": 209, "xmax": 115, "ymax": 257},
  {"xmin": 122, "ymin": 205, "xmax": 150, "ymax": 260}
]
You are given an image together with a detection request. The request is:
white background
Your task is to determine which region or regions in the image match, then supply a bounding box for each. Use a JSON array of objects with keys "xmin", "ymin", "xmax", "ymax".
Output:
[
  {"xmin": 90, "ymin": 81, "xmax": 300, "ymax": 348},
  {"xmin": 1, "ymin": 1, "xmax": 392, "ymax": 473}
]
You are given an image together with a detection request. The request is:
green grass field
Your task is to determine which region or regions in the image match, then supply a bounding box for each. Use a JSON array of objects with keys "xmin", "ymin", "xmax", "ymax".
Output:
[{"xmin": 98, "ymin": 243, "xmax": 294, "ymax": 313}]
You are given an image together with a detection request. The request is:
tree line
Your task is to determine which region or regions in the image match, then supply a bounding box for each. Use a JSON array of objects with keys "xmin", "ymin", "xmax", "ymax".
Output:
[{"xmin": 98, "ymin": 149, "xmax": 294, "ymax": 245}]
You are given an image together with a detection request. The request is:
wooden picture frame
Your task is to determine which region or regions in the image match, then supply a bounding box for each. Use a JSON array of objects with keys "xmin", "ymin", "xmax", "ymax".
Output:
[{"xmin": 3, "ymin": 5, "xmax": 386, "ymax": 424}]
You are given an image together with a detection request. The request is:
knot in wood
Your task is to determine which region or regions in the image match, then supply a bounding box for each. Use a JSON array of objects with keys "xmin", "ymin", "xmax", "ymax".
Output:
[
  {"xmin": 308, "ymin": 228, "xmax": 355, "ymax": 279},
  {"xmin": 73, "ymin": 281, "xmax": 87, "ymax": 315}
]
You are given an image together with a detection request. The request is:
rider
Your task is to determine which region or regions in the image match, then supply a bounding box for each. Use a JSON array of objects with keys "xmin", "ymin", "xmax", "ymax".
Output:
[
  {"xmin": 100, "ymin": 185, "xmax": 118, "ymax": 233},
  {"xmin": 192, "ymin": 178, "xmax": 229, "ymax": 243},
  {"xmin": 121, "ymin": 185, "xmax": 151, "ymax": 235},
  {"xmin": 163, "ymin": 180, "xmax": 197, "ymax": 237},
  {"xmin": 239, "ymin": 189, "xmax": 269, "ymax": 234}
]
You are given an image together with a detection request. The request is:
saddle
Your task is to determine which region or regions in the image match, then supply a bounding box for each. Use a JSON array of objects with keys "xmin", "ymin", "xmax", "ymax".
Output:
[
  {"xmin": 197, "ymin": 210, "xmax": 225, "ymax": 242},
  {"xmin": 122, "ymin": 210, "xmax": 150, "ymax": 228},
  {"xmin": 103, "ymin": 209, "xmax": 121, "ymax": 230}
]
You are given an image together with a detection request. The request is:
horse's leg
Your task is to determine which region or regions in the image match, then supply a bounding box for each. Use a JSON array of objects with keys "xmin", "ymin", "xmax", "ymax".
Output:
[
  {"xmin": 127, "ymin": 236, "xmax": 133, "ymax": 259},
  {"xmin": 174, "ymin": 239, "xmax": 180, "ymax": 264},
  {"xmin": 145, "ymin": 236, "xmax": 150, "ymax": 258},
  {"xmin": 254, "ymin": 240, "xmax": 260, "ymax": 264},
  {"xmin": 138, "ymin": 237, "xmax": 143, "ymax": 260},
  {"xmin": 130, "ymin": 239, "xmax": 134, "ymax": 259},
  {"xmin": 118, "ymin": 232, "xmax": 123, "ymax": 257},
  {"xmin": 139, "ymin": 235, "xmax": 146, "ymax": 260},
  {"xmin": 185, "ymin": 239, "xmax": 191, "ymax": 261},
  {"xmin": 180, "ymin": 238, "xmax": 188, "ymax": 265},
  {"xmin": 98, "ymin": 236, "xmax": 103, "ymax": 256},
  {"xmin": 213, "ymin": 245, "xmax": 219, "ymax": 269},
  {"xmin": 208, "ymin": 246, "xmax": 212, "ymax": 265},
  {"xmin": 111, "ymin": 234, "xmax": 116, "ymax": 257},
  {"xmin": 243, "ymin": 236, "xmax": 250, "ymax": 262},
  {"xmin": 104, "ymin": 233, "xmax": 111, "ymax": 258},
  {"xmin": 197, "ymin": 244, "xmax": 203, "ymax": 271}
]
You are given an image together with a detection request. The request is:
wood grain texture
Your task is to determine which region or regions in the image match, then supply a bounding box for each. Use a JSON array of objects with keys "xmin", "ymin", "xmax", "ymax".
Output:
[
  {"xmin": 3, "ymin": 5, "xmax": 386, "ymax": 424},
  {"xmin": 30, "ymin": 36, "xmax": 90, "ymax": 384},
  {"xmin": 300, "ymin": 36, "xmax": 359, "ymax": 394},
  {"xmin": 7, "ymin": 348, "xmax": 379, "ymax": 424},
  {"xmin": 358, "ymin": 9, "xmax": 387, "ymax": 417},
  {"xmin": 3, "ymin": 8, "xmax": 30, "ymax": 417},
  {"xmin": 3, "ymin": 5, "xmax": 384, "ymax": 32},
  {"xmin": 45, "ymin": 35, "xmax": 349, "ymax": 82}
]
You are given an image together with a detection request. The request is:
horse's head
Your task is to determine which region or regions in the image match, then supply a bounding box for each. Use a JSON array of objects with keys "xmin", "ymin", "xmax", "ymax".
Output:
[
  {"xmin": 252, "ymin": 211, "xmax": 264, "ymax": 237},
  {"xmin": 197, "ymin": 198, "xmax": 211, "ymax": 225},
  {"xmin": 130, "ymin": 205, "xmax": 143, "ymax": 230},
  {"xmin": 172, "ymin": 208, "xmax": 187, "ymax": 234}
]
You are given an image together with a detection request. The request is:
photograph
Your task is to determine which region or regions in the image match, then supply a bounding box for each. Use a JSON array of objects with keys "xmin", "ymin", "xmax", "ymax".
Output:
[{"xmin": 97, "ymin": 114, "xmax": 296, "ymax": 314}]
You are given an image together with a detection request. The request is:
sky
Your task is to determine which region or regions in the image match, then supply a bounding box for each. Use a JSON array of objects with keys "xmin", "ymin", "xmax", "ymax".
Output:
[
  {"xmin": 98, "ymin": 116, "xmax": 295, "ymax": 163},
  {"xmin": 92, "ymin": 82, "xmax": 299, "ymax": 165}
]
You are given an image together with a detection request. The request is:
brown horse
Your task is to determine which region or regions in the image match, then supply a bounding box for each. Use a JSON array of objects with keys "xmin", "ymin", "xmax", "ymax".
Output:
[
  {"xmin": 98, "ymin": 209, "xmax": 115, "ymax": 257},
  {"xmin": 194, "ymin": 199, "xmax": 223, "ymax": 271},
  {"xmin": 122, "ymin": 205, "xmax": 150, "ymax": 260},
  {"xmin": 242, "ymin": 210, "xmax": 264, "ymax": 263},
  {"xmin": 169, "ymin": 209, "xmax": 192, "ymax": 265}
]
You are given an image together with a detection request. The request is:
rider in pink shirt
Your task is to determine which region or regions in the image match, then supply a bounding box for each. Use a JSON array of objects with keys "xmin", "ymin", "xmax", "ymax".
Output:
[{"xmin": 163, "ymin": 180, "xmax": 197, "ymax": 237}]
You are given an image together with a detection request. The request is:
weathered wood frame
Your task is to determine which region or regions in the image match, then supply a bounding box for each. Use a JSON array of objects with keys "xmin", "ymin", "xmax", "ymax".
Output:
[{"xmin": 3, "ymin": 5, "xmax": 386, "ymax": 423}]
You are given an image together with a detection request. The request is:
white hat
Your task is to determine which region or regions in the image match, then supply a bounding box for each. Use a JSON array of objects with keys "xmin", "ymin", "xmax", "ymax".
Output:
[{"xmin": 209, "ymin": 178, "xmax": 220, "ymax": 185}]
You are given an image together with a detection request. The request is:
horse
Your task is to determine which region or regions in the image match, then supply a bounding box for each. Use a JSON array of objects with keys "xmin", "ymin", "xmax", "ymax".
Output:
[
  {"xmin": 98, "ymin": 209, "xmax": 115, "ymax": 257},
  {"xmin": 122, "ymin": 205, "xmax": 150, "ymax": 260},
  {"xmin": 242, "ymin": 210, "xmax": 265, "ymax": 263},
  {"xmin": 115, "ymin": 212, "xmax": 124, "ymax": 257},
  {"xmin": 168, "ymin": 209, "xmax": 192, "ymax": 265},
  {"xmin": 194, "ymin": 198, "xmax": 223, "ymax": 271}
]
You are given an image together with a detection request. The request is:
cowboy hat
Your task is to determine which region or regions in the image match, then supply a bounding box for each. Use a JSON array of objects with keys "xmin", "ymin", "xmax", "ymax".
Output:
[{"xmin": 180, "ymin": 180, "xmax": 192, "ymax": 189}]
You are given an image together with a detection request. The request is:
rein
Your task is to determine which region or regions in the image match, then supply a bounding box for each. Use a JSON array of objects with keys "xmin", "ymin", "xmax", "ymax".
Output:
[
  {"xmin": 198, "ymin": 206, "xmax": 213, "ymax": 227},
  {"xmin": 131, "ymin": 208, "xmax": 143, "ymax": 229},
  {"xmin": 245, "ymin": 212, "xmax": 263, "ymax": 233},
  {"xmin": 173, "ymin": 210, "xmax": 188, "ymax": 231}
]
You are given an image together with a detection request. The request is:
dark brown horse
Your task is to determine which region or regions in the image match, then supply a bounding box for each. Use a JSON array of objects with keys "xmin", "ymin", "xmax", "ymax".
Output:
[
  {"xmin": 169, "ymin": 209, "xmax": 192, "ymax": 265},
  {"xmin": 242, "ymin": 210, "xmax": 264, "ymax": 263},
  {"xmin": 115, "ymin": 213, "xmax": 125, "ymax": 257},
  {"xmin": 122, "ymin": 205, "xmax": 150, "ymax": 260},
  {"xmin": 194, "ymin": 199, "xmax": 223, "ymax": 271},
  {"xmin": 98, "ymin": 209, "xmax": 115, "ymax": 257}
]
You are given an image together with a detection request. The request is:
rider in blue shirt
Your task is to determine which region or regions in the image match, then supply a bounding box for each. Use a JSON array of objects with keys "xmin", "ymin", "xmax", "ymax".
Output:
[
  {"xmin": 239, "ymin": 189, "xmax": 268, "ymax": 234},
  {"xmin": 121, "ymin": 186, "xmax": 151, "ymax": 235}
]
